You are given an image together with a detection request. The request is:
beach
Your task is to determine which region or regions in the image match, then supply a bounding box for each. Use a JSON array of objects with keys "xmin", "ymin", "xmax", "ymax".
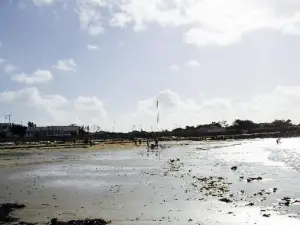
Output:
[{"xmin": 1, "ymin": 138, "xmax": 300, "ymax": 224}]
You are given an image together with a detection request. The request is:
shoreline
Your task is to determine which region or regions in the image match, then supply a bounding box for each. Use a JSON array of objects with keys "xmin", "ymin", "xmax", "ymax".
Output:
[{"xmin": 0, "ymin": 141, "xmax": 140, "ymax": 152}]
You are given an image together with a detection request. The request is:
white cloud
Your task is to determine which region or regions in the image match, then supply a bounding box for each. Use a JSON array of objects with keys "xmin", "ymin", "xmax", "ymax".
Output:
[
  {"xmin": 87, "ymin": 44, "xmax": 99, "ymax": 51},
  {"xmin": 116, "ymin": 85, "xmax": 300, "ymax": 131},
  {"xmin": 52, "ymin": 58, "xmax": 76, "ymax": 72},
  {"xmin": 12, "ymin": 70, "xmax": 53, "ymax": 85},
  {"xmin": 31, "ymin": 1, "xmax": 300, "ymax": 46},
  {"xmin": 76, "ymin": 0, "xmax": 109, "ymax": 36},
  {"xmin": 70, "ymin": 0, "xmax": 300, "ymax": 46},
  {"xmin": 4, "ymin": 63, "xmax": 18, "ymax": 73},
  {"xmin": 0, "ymin": 87, "xmax": 107, "ymax": 126},
  {"xmin": 74, "ymin": 96, "xmax": 106, "ymax": 117},
  {"xmin": 185, "ymin": 60, "xmax": 200, "ymax": 67},
  {"xmin": 169, "ymin": 64, "xmax": 180, "ymax": 71},
  {"xmin": 32, "ymin": 0, "xmax": 57, "ymax": 6},
  {"xmin": 29, "ymin": 0, "xmax": 300, "ymax": 46}
]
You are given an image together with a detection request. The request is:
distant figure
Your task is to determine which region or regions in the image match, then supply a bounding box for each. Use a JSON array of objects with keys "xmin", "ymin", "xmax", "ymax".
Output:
[
  {"xmin": 139, "ymin": 139, "xmax": 141, "ymax": 145},
  {"xmin": 146, "ymin": 140, "xmax": 149, "ymax": 150},
  {"xmin": 155, "ymin": 139, "xmax": 158, "ymax": 149},
  {"xmin": 276, "ymin": 138, "xmax": 281, "ymax": 144}
]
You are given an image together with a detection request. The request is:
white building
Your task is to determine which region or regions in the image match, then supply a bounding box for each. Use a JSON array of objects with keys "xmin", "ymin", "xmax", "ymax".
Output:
[{"xmin": 25, "ymin": 125, "xmax": 80, "ymax": 137}]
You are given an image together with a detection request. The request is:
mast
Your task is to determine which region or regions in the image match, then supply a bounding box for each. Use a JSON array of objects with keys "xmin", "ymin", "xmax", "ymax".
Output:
[{"xmin": 156, "ymin": 100, "xmax": 159, "ymax": 134}]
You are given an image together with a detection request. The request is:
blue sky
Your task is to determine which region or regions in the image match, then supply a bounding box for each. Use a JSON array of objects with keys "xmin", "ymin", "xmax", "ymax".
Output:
[{"xmin": 1, "ymin": 0, "xmax": 300, "ymax": 131}]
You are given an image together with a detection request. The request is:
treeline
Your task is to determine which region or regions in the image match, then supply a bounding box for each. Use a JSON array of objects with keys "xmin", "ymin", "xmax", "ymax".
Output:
[
  {"xmin": 1, "ymin": 119, "xmax": 299, "ymax": 141},
  {"xmin": 89, "ymin": 119, "xmax": 299, "ymax": 140}
]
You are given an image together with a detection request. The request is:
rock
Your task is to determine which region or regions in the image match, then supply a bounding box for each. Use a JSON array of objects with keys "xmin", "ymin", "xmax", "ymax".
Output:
[
  {"xmin": 188, "ymin": 219, "xmax": 193, "ymax": 222},
  {"xmin": 0, "ymin": 203, "xmax": 26, "ymax": 222},
  {"xmin": 247, "ymin": 177, "xmax": 262, "ymax": 183},
  {"xmin": 219, "ymin": 198, "xmax": 232, "ymax": 203},
  {"xmin": 231, "ymin": 166, "xmax": 237, "ymax": 171},
  {"xmin": 246, "ymin": 202, "xmax": 255, "ymax": 206},
  {"xmin": 262, "ymin": 214, "xmax": 270, "ymax": 217},
  {"xmin": 49, "ymin": 218, "xmax": 111, "ymax": 225},
  {"xmin": 51, "ymin": 218, "xmax": 58, "ymax": 225}
]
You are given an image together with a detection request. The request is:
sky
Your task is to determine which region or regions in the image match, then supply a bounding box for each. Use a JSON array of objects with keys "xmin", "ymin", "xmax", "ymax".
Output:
[{"xmin": 1, "ymin": 0, "xmax": 300, "ymax": 131}]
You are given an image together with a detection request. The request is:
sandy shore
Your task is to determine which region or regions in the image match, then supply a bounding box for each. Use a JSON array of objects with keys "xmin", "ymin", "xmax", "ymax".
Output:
[
  {"xmin": 0, "ymin": 141, "xmax": 139, "ymax": 151},
  {"xmin": 1, "ymin": 139, "xmax": 300, "ymax": 225}
]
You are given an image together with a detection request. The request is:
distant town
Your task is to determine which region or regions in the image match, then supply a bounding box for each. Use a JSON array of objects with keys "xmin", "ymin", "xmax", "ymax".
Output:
[{"xmin": 1, "ymin": 119, "xmax": 300, "ymax": 142}]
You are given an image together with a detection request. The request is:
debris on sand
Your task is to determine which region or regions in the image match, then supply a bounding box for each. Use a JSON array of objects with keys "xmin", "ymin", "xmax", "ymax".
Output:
[
  {"xmin": 247, "ymin": 177, "xmax": 262, "ymax": 183},
  {"xmin": 219, "ymin": 198, "xmax": 232, "ymax": 203},
  {"xmin": 245, "ymin": 202, "xmax": 255, "ymax": 206},
  {"xmin": 231, "ymin": 166, "xmax": 237, "ymax": 171},
  {"xmin": 262, "ymin": 213, "xmax": 271, "ymax": 217},
  {"xmin": 192, "ymin": 176, "xmax": 230, "ymax": 198},
  {"xmin": 278, "ymin": 197, "xmax": 300, "ymax": 206},
  {"xmin": 164, "ymin": 159, "xmax": 183, "ymax": 176},
  {"xmin": 169, "ymin": 158, "xmax": 180, "ymax": 163},
  {"xmin": 50, "ymin": 218, "xmax": 111, "ymax": 225},
  {"xmin": 0, "ymin": 203, "xmax": 25, "ymax": 223}
]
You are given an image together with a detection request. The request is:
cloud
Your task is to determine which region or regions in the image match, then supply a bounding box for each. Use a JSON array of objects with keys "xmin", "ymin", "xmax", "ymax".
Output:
[
  {"xmin": 74, "ymin": 96, "xmax": 106, "ymax": 117},
  {"xmin": 12, "ymin": 70, "xmax": 53, "ymax": 85},
  {"xmin": 87, "ymin": 44, "xmax": 99, "ymax": 51},
  {"xmin": 4, "ymin": 63, "xmax": 18, "ymax": 73},
  {"xmin": 52, "ymin": 58, "xmax": 76, "ymax": 72},
  {"xmin": 75, "ymin": 0, "xmax": 109, "ymax": 36},
  {"xmin": 0, "ymin": 58, "xmax": 5, "ymax": 64},
  {"xmin": 185, "ymin": 60, "xmax": 200, "ymax": 67},
  {"xmin": 116, "ymin": 85, "xmax": 300, "ymax": 131},
  {"xmin": 30, "ymin": 0, "xmax": 300, "ymax": 46},
  {"xmin": 32, "ymin": 0, "xmax": 57, "ymax": 6},
  {"xmin": 0, "ymin": 87, "xmax": 107, "ymax": 126},
  {"xmin": 169, "ymin": 64, "xmax": 180, "ymax": 71},
  {"xmin": 72, "ymin": 0, "xmax": 300, "ymax": 46}
]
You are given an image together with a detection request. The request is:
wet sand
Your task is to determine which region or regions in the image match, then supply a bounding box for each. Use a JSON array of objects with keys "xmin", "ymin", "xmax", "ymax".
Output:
[{"xmin": 1, "ymin": 139, "xmax": 300, "ymax": 224}]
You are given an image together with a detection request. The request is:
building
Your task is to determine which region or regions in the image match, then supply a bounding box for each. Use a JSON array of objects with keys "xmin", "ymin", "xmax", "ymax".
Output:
[{"xmin": 25, "ymin": 125, "xmax": 80, "ymax": 138}]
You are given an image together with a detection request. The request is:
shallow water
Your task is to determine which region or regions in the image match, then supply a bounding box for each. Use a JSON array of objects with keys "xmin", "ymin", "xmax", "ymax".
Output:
[{"xmin": 1, "ymin": 138, "xmax": 300, "ymax": 224}]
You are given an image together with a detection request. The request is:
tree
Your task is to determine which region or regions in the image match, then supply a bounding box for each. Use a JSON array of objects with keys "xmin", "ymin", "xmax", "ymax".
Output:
[
  {"xmin": 79, "ymin": 126, "xmax": 85, "ymax": 136},
  {"xmin": 0, "ymin": 131, "xmax": 6, "ymax": 139},
  {"xmin": 10, "ymin": 124, "xmax": 27, "ymax": 137},
  {"xmin": 232, "ymin": 119, "xmax": 257, "ymax": 130},
  {"xmin": 286, "ymin": 119, "xmax": 292, "ymax": 125},
  {"xmin": 27, "ymin": 121, "xmax": 36, "ymax": 128},
  {"xmin": 271, "ymin": 119, "xmax": 292, "ymax": 127}
]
